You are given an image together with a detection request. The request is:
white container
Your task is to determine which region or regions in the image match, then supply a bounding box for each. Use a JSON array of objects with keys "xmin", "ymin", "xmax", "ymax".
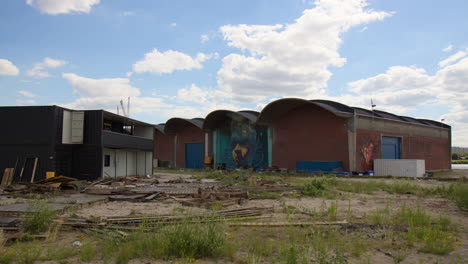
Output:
[{"xmin": 374, "ymin": 159, "xmax": 425, "ymax": 178}]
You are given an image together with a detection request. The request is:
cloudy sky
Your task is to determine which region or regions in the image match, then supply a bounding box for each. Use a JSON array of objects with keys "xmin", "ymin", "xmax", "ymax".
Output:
[{"xmin": 1, "ymin": 0, "xmax": 467, "ymax": 146}]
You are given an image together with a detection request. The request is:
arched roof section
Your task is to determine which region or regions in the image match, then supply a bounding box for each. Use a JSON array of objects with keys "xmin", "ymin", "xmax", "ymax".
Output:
[
  {"xmin": 154, "ymin": 123, "xmax": 165, "ymax": 133},
  {"xmin": 164, "ymin": 118, "xmax": 205, "ymax": 134},
  {"xmin": 203, "ymin": 110, "xmax": 259, "ymax": 130},
  {"xmin": 417, "ymin": 119, "xmax": 450, "ymax": 129},
  {"xmin": 257, "ymin": 98, "xmax": 354, "ymax": 125}
]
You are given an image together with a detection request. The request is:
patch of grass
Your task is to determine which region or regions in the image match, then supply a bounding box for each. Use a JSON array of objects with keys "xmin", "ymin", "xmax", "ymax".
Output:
[
  {"xmin": 23, "ymin": 200, "xmax": 57, "ymax": 234},
  {"xmin": 369, "ymin": 204, "xmax": 392, "ymax": 225},
  {"xmin": 320, "ymin": 200, "xmax": 338, "ymax": 220},
  {"xmin": 251, "ymin": 190, "xmax": 281, "ymax": 199},
  {"xmin": 209, "ymin": 201, "xmax": 224, "ymax": 210},
  {"xmin": 112, "ymin": 220, "xmax": 228, "ymax": 263},
  {"xmin": 383, "ymin": 179, "xmax": 418, "ymax": 194},
  {"xmin": 80, "ymin": 242, "xmax": 96, "ymax": 262},
  {"xmin": 302, "ymin": 177, "xmax": 337, "ymax": 197},
  {"xmin": 336, "ymin": 180, "xmax": 384, "ymax": 194},
  {"xmin": 447, "ymin": 183, "xmax": 468, "ymax": 210},
  {"xmin": 13, "ymin": 242, "xmax": 42, "ymax": 264},
  {"xmin": 419, "ymin": 226, "xmax": 458, "ymax": 255},
  {"xmin": 396, "ymin": 206, "xmax": 458, "ymax": 255},
  {"xmin": 41, "ymin": 245, "xmax": 77, "ymax": 261}
]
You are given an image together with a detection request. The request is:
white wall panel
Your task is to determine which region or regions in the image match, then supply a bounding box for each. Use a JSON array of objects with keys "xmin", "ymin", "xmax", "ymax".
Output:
[{"xmin": 374, "ymin": 159, "xmax": 425, "ymax": 178}]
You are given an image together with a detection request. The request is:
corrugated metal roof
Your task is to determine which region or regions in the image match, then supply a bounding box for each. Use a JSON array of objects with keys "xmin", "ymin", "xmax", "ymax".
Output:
[
  {"xmin": 256, "ymin": 98, "xmax": 450, "ymax": 129},
  {"xmin": 203, "ymin": 110, "xmax": 259, "ymax": 130},
  {"xmin": 164, "ymin": 118, "xmax": 205, "ymax": 134}
]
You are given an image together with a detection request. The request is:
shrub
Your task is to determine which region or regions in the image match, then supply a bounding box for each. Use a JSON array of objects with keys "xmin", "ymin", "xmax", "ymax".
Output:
[
  {"xmin": 114, "ymin": 220, "xmax": 227, "ymax": 263},
  {"xmin": 302, "ymin": 177, "xmax": 337, "ymax": 197},
  {"xmin": 23, "ymin": 200, "xmax": 57, "ymax": 234},
  {"xmin": 447, "ymin": 183, "xmax": 468, "ymax": 210}
]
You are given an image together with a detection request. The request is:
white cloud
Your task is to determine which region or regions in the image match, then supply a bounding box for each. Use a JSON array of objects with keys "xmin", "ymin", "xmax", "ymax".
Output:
[
  {"xmin": 341, "ymin": 51, "xmax": 468, "ymax": 145},
  {"xmin": 62, "ymin": 73, "xmax": 140, "ymax": 98},
  {"xmin": 18, "ymin": 90, "xmax": 37, "ymax": 98},
  {"xmin": 170, "ymin": 22, "xmax": 177, "ymax": 27},
  {"xmin": 438, "ymin": 49, "xmax": 467, "ymax": 67},
  {"xmin": 0, "ymin": 59, "xmax": 20, "ymax": 76},
  {"xmin": 16, "ymin": 99, "xmax": 36, "ymax": 105},
  {"xmin": 132, "ymin": 49, "xmax": 215, "ymax": 74},
  {"xmin": 217, "ymin": 0, "xmax": 393, "ymax": 102},
  {"xmin": 349, "ymin": 66, "xmax": 436, "ymax": 93},
  {"xmin": 26, "ymin": 0, "xmax": 100, "ymax": 15},
  {"xmin": 27, "ymin": 57, "xmax": 67, "ymax": 78},
  {"xmin": 177, "ymin": 84, "xmax": 211, "ymax": 103},
  {"xmin": 201, "ymin": 34, "xmax": 210, "ymax": 43},
  {"xmin": 443, "ymin": 44, "xmax": 453, "ymax": 53}
]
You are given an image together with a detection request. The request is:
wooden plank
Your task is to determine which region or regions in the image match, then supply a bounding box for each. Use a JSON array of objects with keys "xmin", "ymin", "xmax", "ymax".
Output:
[
  {"xmin": 19, "ymin": 158, "xmax": 27, "ymax": 182},
  {"xmin": 30, "ymin": 157, "xmax": 38, "ymax": 183},
  {"xmin": 7, "ymin": 168, "xmax": 14, "ymax": 185},
  {"xmin": 1, "ymin": 168, "xmax": 9, "ymax": 185},
  {"xmin": 228, "ymin": 220, "xmax": 348, "ymax": 227}
]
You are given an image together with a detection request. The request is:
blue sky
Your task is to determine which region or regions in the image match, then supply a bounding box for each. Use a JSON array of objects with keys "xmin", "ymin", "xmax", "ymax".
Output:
[{"xmin": 1, "ymin": 0, "xmax": 467, "ymax": 146}]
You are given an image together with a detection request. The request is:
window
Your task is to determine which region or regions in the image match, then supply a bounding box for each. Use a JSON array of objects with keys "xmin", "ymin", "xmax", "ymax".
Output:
[{"xmin": 104, "ymin": 155, "xmax": 111, "ymax": 167}]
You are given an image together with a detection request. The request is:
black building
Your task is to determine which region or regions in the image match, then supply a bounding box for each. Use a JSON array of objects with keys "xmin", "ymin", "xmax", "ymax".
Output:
[{"xmin": 0, "ymin": 106, "xmax": 153, "ymax": 182}]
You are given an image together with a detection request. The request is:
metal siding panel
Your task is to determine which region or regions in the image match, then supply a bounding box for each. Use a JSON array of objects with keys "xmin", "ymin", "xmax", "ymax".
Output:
[
  {"xmin": 375, "ymin": 159, "xmax": 425, "ymax": 177},
  {"xmin": 185, "ymin": 143, "xmax": 204, "ymax": 169}
]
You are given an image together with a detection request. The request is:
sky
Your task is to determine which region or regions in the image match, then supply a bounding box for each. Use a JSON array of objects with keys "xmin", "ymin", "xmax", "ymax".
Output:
[{"xmin": 0, "ymin": 0, "xmax": 467, "ymax": 146}]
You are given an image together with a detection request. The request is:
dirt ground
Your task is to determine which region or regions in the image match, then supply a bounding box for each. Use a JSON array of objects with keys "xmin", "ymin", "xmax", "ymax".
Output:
[{"xmin": 1, "ymin": 171, "xmax": 467, "ymax": 264}]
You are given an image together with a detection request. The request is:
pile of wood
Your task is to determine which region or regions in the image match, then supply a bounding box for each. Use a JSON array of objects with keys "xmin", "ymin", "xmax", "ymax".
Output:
[
  {"xmin": 2, "ymin": 176, "xmax": 80, "ymax": 193},
  {"xmin": 60, "ymin": 206, "xmax": 274, "ymax": 231},
  {"xmin": 179, "ymin": 186, "xmax": 249, "ymax": 208}
]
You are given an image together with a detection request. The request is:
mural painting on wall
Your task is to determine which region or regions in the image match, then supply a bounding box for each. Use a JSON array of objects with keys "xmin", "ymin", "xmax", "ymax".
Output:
[
  {"xmin": 218, "ymin": 115, "xmax": 268, "ymax": 169},
  {"xmin": 361, "ymin": 142, "xmax": 375, "ymax": 170},
  {"xmin": 357, "ymin": 133, "xmax": 380, "ymax": 171}
]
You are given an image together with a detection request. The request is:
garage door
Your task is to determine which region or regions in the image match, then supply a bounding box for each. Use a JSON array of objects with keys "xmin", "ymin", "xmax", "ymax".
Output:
[
  {"xmin": 382, "ymin": 136, "xmax": 401, "ymax": 159},
  {"xmin": 185, "ymin": 143, "xmax": 203, "ymax": 169}
]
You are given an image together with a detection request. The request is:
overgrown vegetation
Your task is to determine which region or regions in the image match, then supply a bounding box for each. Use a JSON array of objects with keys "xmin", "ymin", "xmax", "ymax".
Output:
[
  {"xmin": 23, "ymin": 200, "xmax": 57, "ymax": 234},
  {"xmin": 107, "ymin": 220, "xmax": 228, "ymax": 263},
  {"xmin": 302, "ymin": 177, "xmax": 337, "ymax": 197},
  {"xmin": 368, "ymin": 205, "xmax": 459, "ymax": 255}
]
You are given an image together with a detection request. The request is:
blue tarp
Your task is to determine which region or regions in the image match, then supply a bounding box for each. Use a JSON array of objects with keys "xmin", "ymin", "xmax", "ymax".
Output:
[{"xmin": 296, "ymin": 161, "xmax": 343, "ymax": 172}]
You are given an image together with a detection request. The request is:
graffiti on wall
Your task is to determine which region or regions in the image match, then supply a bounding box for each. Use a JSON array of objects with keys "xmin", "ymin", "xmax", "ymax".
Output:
[
  {"xmin": 357, "ymin": 133, "xmax": 380, "ymax": 171},
  {"xmin": 361, "ymin": 142, "xmax": 375, "ymax": 168},
  {"xmin": 217, "ymin": 115, "xmax": 268, "ymax": 169}
]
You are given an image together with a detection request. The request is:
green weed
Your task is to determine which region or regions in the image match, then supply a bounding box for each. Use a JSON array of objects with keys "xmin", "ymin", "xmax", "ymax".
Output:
[
  {"xmin": 447, "ymin": 183, "xmax": 468, "ymax": 210},
  {"xmin": 302, "ymin": 177, "xmax": 337, "ymax": 197},
  {"xmin": 23, "ymin": 200, "xmax": 57, "ymax": 234},
  {"xmin": 251, "ymin": 190, "xmax": 281, "ymax": 199},
  {"xmin": 80, "ymin": 242, "xmax": 96, "ymax": 262},
  {"xmin": 419, "ymin": 226, "xmax": 457, "ymax": 255},
  {"xmin": 113, "ymin": 220, "xmax": 227, "ymax": 262},
  {"xmin": 320, "ymin": 200, "xmax": 338, "ymax": 220}
]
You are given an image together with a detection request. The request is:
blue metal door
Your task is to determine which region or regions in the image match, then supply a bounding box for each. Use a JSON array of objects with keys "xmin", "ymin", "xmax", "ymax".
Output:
[
  {"xmin": 382, "ymin": 136, "xmax": 401, "ymax": 159},
  {"xmin": 185, "ymin": 143, "xmax": 203, "ymax": 169}
]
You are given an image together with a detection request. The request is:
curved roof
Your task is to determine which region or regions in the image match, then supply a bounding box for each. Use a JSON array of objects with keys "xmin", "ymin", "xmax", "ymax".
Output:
[
  {"xmin": 257, "ymin": 98, "xmax": 354, "ymax": 124},
  {"xmin": 416, "ymin": 119, "xmax": 450, "ymax": 129},
  {"xmin": 203, "ymin": 110, "xmax": 259, "ymax": 130},
  {"xmin": 164, "ymin": 118, "xmax": 204, "ymax": 134},
  {"xmin": 256, "ymin": 98, "xmax": 450, "ymax": 129},
  {"xmin": 154, "ymin": 123, "xmax": 165, "ymax": 133}
]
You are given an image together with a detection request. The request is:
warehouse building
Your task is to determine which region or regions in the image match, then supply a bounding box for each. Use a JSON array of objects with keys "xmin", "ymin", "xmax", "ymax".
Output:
[
  {"xmin": 0, "ymin": 106, "xmax": 153, "ymax": 182},
  {"xmin": 153, "ymin": 124, "xmax": 174, "ymax": 168},
  {"xmin": 257, "ymin": 98, "xmax": 451, "ymax": 172},
  {"xmin": 162, "ymin": 118, "xmax": 211, "ymax": 169},
  {"xmin": 203, "ymin": 110, "xmax": 270, "ymax": 169}
]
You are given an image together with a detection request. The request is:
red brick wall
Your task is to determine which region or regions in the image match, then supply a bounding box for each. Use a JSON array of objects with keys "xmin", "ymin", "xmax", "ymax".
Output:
[
  {"xmin": 356, "ymin": 129, "xmax": 450, "ymax": 171},
  {"xmin": 271, "ymin": 104, "xmax": 350, "ymax": 170},
  {"xmin": 153, "ymin": 130, "xmax": 174, "ymax": 165},
  {"xmin": 174, "ymin": 123, "xmax": 206, "ymax": 168}
]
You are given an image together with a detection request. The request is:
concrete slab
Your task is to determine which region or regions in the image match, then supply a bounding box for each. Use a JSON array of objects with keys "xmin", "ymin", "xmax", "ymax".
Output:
[{"xmin": 50, "ymin": 194, "xmax": 108, "ymax": 205}]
